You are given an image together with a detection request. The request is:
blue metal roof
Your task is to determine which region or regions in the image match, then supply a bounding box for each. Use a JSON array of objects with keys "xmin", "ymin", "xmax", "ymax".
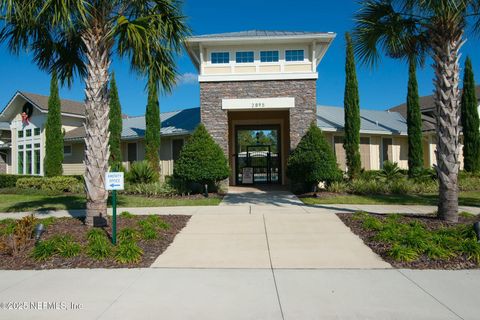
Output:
[
  {"xmin": 64, "ymin": 108, "xmax": 200, "ymax": 141},
  {"xmin": 122, "ymin": 108, "xmax": 200, "ymax": 138},
  {"xmin": 193, "ymin": 30, "xmax": 333, "ymax": 39},
  {"xmin": 64, "ymin": 105, "xmax": 407, "ymax": 142},
  {"xmin": 316, "ymin": 106, "xmax": 407, "ymax": 135}
]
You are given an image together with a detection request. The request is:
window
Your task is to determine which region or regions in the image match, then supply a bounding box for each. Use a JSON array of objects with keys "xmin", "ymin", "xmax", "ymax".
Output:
[
  {"xmin": 285, "ymin": 50, "xmax": 304, "ymax": 61},
  {"xmin": 34, "ymin": 149, "xmax": 40, "ymax": 175},
  {"xmin": 18, "ymin": 145, "xmax": 24, "ymax": 150},
  {"xmin": 382, "ymin": 138, "xmax": 393, "ymax": 165},
  {"xmin": 26, "ymin": 151, "xmax": 32, "ymax": 175},
  {"xmin": 26, "ymin": 129, "xmax": 32, "ymax": 137},
  {"xmin": 34, "ymin": 128, "xmax": 41, "ymax": 136},
  {"xmin": 260, "ymin": 51, "xmax": 279, "ymax": 62},
  {"xmin": 172, "ymin": 139, "xmax": 184, "ymax": 161},
  {"xmin": 18, "ymin": 130, "xmax": 23, "ymax": 138},
  {"xmin": 64, "ymin": 145, "xmax": 72, "ymax": 156},
  {"xmin": 26, "ymin": 144, "xmax": 32, "ymax": 149},
  {"xmin": 360, "ymin": 137, "xmax": 370, "ymax": 145},
  {"xmin": 235, "ymin": 51, "xmax": 254, "ymax": 63},
  {"xmin": 211, "ymin": 52, "xmax": 229, "ymax": 64},
  {"xmin": 34, "ymin": 143, "xmax": 40, "ymax": 148},
  {"xmin": 18, "ymin": 151, "xmax": 24, "ymax": 174},
  {"xmin": 127, "ymin": 143, "xmax": 137, "ymax": 162}
]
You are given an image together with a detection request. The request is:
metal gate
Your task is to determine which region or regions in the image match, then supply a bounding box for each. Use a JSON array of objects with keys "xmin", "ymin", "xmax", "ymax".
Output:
[{"xmin": 236, "ymin": 144, "xmax": 280, "ymax": 184}]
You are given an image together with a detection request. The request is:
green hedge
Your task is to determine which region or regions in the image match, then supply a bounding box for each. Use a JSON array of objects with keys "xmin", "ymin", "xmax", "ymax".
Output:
[
  {"xmin": 0, "ymin": 174, "xmax": 43, "ymax": 188},
  {"xmin": 16, "ymin": 176, "xmax": 83, "ymax": 193}
]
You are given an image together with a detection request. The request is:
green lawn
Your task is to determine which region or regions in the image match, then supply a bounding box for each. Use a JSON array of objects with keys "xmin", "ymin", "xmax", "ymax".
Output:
[
  {"xmin": 0, "ymin": 191, "xmax": 222, "ymax": 213},
  {"xmin": 300, "ymin": 191, "xmax": 480, "ymax": 207}
]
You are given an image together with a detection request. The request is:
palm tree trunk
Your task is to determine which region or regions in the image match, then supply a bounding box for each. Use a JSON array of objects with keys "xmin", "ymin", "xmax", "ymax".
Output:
[
  {"xmin": 431, "ymin": 31, "xmax": 464, "ymax": 222},
  {"xmin": 82, "ymin": 29, "xmax": 111, "ymax": 227}
]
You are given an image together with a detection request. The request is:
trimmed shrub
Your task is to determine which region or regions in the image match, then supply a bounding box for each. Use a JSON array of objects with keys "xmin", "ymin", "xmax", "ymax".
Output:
[
  {"xmin": 127, "ymin": 160, "xmax": 157, "ymax": 184},
  {"xmin": 16, "ymin": 176, "xmax": 83, "ymax": 193},
  {"xmin": 287, "ymin": 123, "xmax": 342, "ymax": 192},
  {"xmin": 0, "ymin": 174, "xmax": 41, "ymax": 188},
  {"xmin": 174, "ymin": 124, "xmax": 229, "ymax": 188},
  {"xmin": 349, "ymin": 179, "xmax": 387, "ymax": 194},
  {"xmin": 458, "ymin": 171, "xmax": 480, "ymax": 191},
  {"xmin": 123, "ymin": 182, "xmax": 177, "ymax": 197}
]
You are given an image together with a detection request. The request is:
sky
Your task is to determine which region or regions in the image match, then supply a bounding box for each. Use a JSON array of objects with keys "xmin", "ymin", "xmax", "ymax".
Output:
[{"xmin": 1, "ymin": 0, "xmax": 479, "ymax": 116}]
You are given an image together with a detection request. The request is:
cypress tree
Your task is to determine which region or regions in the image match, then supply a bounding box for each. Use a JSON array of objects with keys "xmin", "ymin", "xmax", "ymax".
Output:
[
  {"xmin": 460, "ymin": 57, "xmax": 480, "ymax": 173},
  {"xmin": 406, "ymin": 59, "xmax": 424, "ymax": 176},
  {"xmin": 44, "ymin": 71, "xmax": 64, "ymax": 176},
  {"xmin": 108, "ymin": 72, "xmax": 123, "ymax": 170},
  {"xmin": 145, "ymin": 80, "xmax": 161, "ymax": 179},
  {"xmin": 343, "ymin": 32, "xmax": 361, "ymax": 179}
]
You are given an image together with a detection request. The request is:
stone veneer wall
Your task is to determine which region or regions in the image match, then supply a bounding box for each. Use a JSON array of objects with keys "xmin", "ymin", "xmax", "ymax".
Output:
[{"xmin": 200, "ymin": 79, "xmax": 317, "ymax": 156}]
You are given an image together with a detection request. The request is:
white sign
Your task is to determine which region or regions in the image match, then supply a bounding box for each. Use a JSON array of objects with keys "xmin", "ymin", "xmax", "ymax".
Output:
[
  {"xmin": 242, "ymin": 167, "xmax": 254, "ymax": 184},
  {"xmin": 222, "ymin": 97, "xmax": 295, "ymax": 110},
  {"xmin": 105, "ymin": 172, "xmax": 124, "ymax": 191}
]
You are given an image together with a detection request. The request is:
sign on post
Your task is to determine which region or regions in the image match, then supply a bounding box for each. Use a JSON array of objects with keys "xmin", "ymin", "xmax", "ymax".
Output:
[
  {"xmin": 105, "ymin": 172, "xmax": 124, "ymax": 245},
  {"xmin": 105, "ymin": 172, "xmax": 124, "ymax": 191},
  {"xmin": 242, "ymin": 167, "xmax": 254, "ymax": 184}
]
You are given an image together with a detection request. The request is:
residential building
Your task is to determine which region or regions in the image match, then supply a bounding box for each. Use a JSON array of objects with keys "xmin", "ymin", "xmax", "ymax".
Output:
[{"xmin": 0, "ymin": 31, "xmax": 475, "ymax": 186}]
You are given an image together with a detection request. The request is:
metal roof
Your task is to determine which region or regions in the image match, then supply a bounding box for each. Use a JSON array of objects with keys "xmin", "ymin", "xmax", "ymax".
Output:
[
  {"xmin": 317, "ymin": 106, "xmax": 407, "ymax": 135},
  {"xmin": 192, "ymin": 30, "xmax": 334, "ymax": 39},
  {"xmin": 64, "ymin": 107, "xmax": 200, "ymax": 141},
  {"xmin": 0, "ymin": 122, "xmax": 9, "ymax": 130}
]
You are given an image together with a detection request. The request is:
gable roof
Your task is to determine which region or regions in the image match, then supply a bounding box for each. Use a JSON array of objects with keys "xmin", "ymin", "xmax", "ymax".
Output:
[
  {"xmin": 19, "ymin": 91, "xmax": 85, "ymax": 116},
  {"xmin": 317, "ymin": 106, "xmax": 407, "ymax": 135},
  {"xmin": 389, "ymin": 85, "xmax": 480, "ymax": 132},
  {"xmin": 64, "ymin": 107, "xmax": 200, "ymax": 141}
]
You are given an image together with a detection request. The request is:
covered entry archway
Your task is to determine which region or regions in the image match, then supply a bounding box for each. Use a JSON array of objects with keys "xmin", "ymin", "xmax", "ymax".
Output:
[
  {"xmin": 235, "ymin": 125, "xmax": 281, "ymax": 185},
  {"xmin": 228, "ymin": 110, "xmax": 290, "ymax": 186}
]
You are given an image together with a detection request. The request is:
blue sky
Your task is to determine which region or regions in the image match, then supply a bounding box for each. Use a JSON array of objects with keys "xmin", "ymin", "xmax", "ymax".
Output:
[{"xmin": 1, "ymin": 0, "xmax": 479, "ymax": 116}]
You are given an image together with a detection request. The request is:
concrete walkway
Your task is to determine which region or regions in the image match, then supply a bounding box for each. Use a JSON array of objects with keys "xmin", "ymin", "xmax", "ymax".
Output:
[
  {"xmin": 151, "ymin": 213, "xmax": 390, "ymax": 269},
  {"xmin": 0, "ymin": 268, "xmax": 479, "ymax": 320},
  {"xmin": 2, "ymin": 204, "xmax": 479, "ymax": 220}
]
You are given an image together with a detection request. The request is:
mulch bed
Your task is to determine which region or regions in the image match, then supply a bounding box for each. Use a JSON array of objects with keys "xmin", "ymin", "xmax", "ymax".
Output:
[
  {"xmin": 0, "ymin": 215, "xmax": 190, "ymax": 270},
  {"xmin": 337, "ymin": 212, "xmax": 480, "ymax": 269},
  {"xmin": 297, "ymin": 192, "xmax": 346, "ymax": 199},
  {"xmin": 120, "ymin": 193, "xmax": 224, "ymax": 200}
]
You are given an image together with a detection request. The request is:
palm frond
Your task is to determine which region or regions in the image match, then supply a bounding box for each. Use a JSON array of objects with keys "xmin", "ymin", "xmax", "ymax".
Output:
[{"xmin": 353, "ymin": 0, "xmax": 428, "ymax": 68}]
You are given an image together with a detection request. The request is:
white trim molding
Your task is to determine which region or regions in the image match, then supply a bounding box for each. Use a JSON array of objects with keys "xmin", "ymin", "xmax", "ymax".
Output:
[
  {"xmin": 222, "ymin": 97, "xmax": 295, "ymax": 111},
  {"xmin": 199, "ymin": 72, "xmax": 318, "ymax": 82}
]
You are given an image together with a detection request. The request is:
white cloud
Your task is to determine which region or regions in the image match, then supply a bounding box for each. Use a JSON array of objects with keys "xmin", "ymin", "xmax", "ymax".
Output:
[{"xmin": 176, "ymin": 72, "xmax": 198, "ymax": 85}]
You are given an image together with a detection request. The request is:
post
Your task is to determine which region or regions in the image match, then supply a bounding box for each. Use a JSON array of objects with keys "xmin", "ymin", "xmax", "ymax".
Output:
[{"xmin": 112, "ymin": 190, "xmax": 117, "ymax": 245}]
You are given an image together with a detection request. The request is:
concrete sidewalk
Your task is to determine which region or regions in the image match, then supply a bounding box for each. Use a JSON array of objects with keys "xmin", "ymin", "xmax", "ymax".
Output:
[
  {"xmin": 1, "ymin": 203, "xmax": 478, "ymax": 220},
  {"xmin": 0, "ymin": 268, "xmax": 478, "ymax": 320},
  {"xmin": 152, "ymin": 213, "xmax": 390, "ymax": 269}
]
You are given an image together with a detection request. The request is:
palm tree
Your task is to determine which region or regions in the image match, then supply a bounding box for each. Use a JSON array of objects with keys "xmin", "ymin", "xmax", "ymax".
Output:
[
  {"xmin": 0, "ymin": 0, "xmax": 189, "ymax": 226},
  {"xmin": 353, "ymin": 0, "xmax": 480, "ymax": 222}
]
